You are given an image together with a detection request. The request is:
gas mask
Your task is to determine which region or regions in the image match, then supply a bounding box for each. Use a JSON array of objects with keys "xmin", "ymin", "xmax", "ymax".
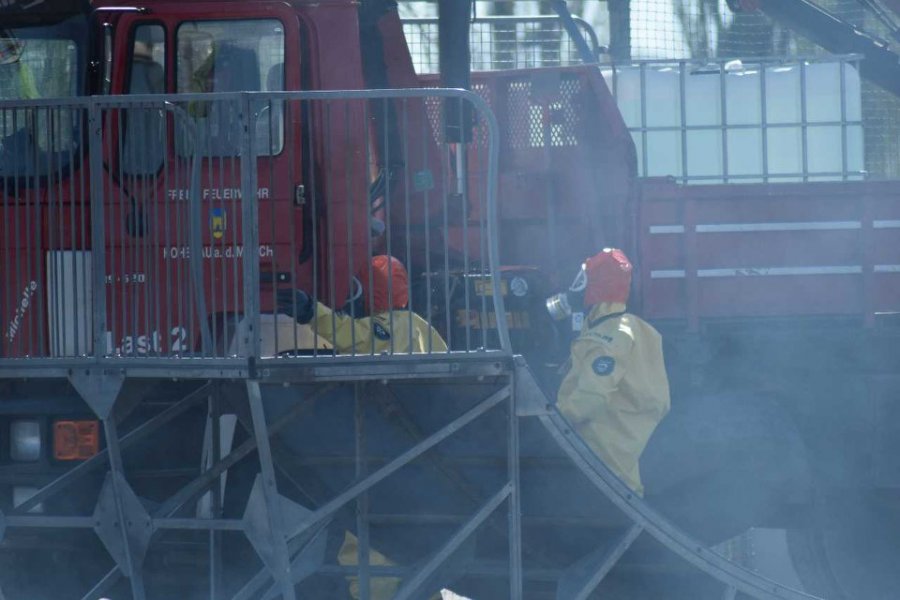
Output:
[{"xmin": 545, "ymin": 264, "xmax": 587, "ymax": 321}]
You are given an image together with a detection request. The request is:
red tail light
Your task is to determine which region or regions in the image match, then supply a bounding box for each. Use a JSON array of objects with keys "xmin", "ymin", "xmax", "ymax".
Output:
[{"xmin": 53, "ymin": 420, "xmax": 99, "ymax": 461}]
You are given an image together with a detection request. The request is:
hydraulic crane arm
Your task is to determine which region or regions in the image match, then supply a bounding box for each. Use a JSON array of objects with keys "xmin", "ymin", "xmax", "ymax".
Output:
[{"xmin": 751, "ymin": 0, "xmax": 900, "ymax": 97}]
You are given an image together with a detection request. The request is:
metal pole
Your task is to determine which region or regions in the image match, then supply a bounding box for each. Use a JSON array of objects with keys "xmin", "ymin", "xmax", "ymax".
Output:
[
  {"xmin": 550, "ymin": 0, "xmax": 598, "ymax": 64},
  {"xmin": 355, "ymin": 384, "xmax": 371, "ymax": 600},
  {"xmin": 393, "ymin": 484, "xmax": 511, "ymax": 600},
  {"xmin": 240, "ymin": 94, "xmax": 261, "ymax": 360},
  {"xmin": 209, "ymin": 388, "xmax": 223, "ymax": 599},
  {"xmin": 284, "ymin": 387, "xmax": 511, "ymax": 546},
  {"xmin": 800, "ymin": 61, "xmax": 809, "ymax": 182},
  {"xmin": 639, "ymin": 63, "xmax": 649, "ymax": 178},
  {"xmin": 557, "ymin": 524, "xmax": 643, "ymax": 600},
  {"xmin": 839, "ymin": 57, "xmax": 849, "ymax": 180},
  {"xmin": 720, "ymin": 65, "xmax": 729, "ymax": 184},
  {"xmin": 103, "ymin": 416, "xmax": 147, "ymax": 600},
  {"xmin": 679, "ymin": 61, "xmax": 689, "ymax": 184},
  {"xmin": 508, "ymin": 380, "xmax": 523, "ymax": 600},
  {"xmin": 761, "ymin": 63, "xmax": 770, "ymax": 183},
  {"xmin": 608, "ymin": 0, "xmax": 632, "ymax": 61},
  {"xmin": 246, "ymin": 380, "xmax": 297, "ymax": 600},
  {"xmin": 88, "ymin": 100, "xmax": 108, "ymax": 359}
]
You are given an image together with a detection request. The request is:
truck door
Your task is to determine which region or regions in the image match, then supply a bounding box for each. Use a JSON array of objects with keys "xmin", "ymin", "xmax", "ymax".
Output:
[{"xmin": 102, "ymin": 5, "xmax": 304, "ymax": 356}]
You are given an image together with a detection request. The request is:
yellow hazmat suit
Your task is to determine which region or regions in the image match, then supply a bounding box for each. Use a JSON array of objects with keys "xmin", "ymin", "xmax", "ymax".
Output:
[
  {"xmin": 557, "ymin": 302, "xmax": 671, "ymax": 496},
  {"xmin": 310, "ymin": 303, "xmax": 448, "ymax": 355}
]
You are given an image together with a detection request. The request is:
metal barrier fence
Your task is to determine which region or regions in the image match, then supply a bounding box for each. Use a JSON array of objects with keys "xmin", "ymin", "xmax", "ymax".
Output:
[
  {"xmin": 0, "ymin": 89, "xmax": 508, "ymax": 367},
  {"xmin": 402, "ymin": 15, "xmax": 601, "ymax": 74}
]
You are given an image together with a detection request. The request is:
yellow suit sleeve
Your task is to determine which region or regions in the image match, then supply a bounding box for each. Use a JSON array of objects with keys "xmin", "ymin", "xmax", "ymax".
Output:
[{"xmin": 311, "ymin": 302, "xmax": 378, "ymax": 355}]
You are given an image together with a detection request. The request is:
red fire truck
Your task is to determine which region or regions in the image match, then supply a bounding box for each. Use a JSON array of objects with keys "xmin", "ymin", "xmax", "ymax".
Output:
[{"xmin": 0, "ymin": 0, "xmax": 898, "ymax": 599}]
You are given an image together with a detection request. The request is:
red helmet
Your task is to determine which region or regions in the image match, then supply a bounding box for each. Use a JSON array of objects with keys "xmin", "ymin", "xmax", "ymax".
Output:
[
  {"xmin": 583, "ymin": 248, "xmax": 632, "ymax": 306},
  {"xmin": 357, "ymin": 255, "xmax": 409, "ymax": 313}
]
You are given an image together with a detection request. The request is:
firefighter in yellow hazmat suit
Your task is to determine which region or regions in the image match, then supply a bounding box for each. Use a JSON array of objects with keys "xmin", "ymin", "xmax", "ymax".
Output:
[
  {"xmin": 277, "ymin": 254, "xmax": 447, "ymax": 355},
  {"xmin": 556, "ymin": 248, "xmax": 670, "ymax": 497},
  {"xmin": 277, "ymin": 255, "xmax": 447, "ymax": 599}
]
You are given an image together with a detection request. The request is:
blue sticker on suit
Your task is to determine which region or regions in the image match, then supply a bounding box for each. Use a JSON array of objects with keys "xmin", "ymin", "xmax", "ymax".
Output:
[
  {"xmin": 373, "ymin": 322, "xmax": 391, "ymax": 341},
  {"xmin": 592, "ymin": 356, "xmax": 615, "ymax": 376}
]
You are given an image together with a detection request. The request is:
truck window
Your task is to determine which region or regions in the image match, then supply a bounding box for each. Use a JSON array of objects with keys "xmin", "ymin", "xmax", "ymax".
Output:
[
  {"xmin": 122, "ymin": 24, "xmax": 166, "ymax": 176},
  {"xmin": 0, "ymin": 16, "xmax": 84, "ymax": 178},
  {"xmin": 175, "ymin": 19, "xmax": 285, "ymax": 157}
]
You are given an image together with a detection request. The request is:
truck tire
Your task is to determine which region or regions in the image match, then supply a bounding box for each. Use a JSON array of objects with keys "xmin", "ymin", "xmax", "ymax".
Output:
[{"xmin": 786, "ymin": 491, "xmax": 900, "ymax": 599}]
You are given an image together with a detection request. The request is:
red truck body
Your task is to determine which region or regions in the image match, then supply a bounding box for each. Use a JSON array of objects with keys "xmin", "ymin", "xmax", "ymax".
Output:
[
  {"xmin": 3, "ymin": 0, "xmax": 899, "ymax": 362},
  {"xmin": 639, "ymin": 179, "xmax": 900, "ymax": 327}
]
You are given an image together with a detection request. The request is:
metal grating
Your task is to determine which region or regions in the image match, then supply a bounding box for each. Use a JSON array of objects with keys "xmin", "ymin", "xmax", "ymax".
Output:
[
  {"xmin": 550, "ymin": 77, "xmax": 582, "ymax": 147},
  {"xmin": 470, "ymin": 82, "xmax": 493, "ymax": 148},
  {"xmin": 505, "ymin": 80, "xmax": 533, "ymax": 150}
]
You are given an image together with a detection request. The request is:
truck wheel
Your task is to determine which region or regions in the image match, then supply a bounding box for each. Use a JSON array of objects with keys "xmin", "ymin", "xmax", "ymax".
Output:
[{"xmin": 787, "ymin": 492, "xmax": 900, "ymax": 599}]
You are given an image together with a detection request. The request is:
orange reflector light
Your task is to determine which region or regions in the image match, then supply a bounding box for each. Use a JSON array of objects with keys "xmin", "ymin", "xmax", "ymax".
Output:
[{"xmin": 53, "ymin": 420, "xmax": 99, "ymax": 461}]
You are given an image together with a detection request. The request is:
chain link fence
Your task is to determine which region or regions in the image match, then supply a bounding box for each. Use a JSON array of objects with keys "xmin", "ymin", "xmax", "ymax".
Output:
[
  {"xmin": 401, "ymin": 1, "xmax": 900, "ymax": 180},
  {"xmin": 621, "ymin": 0, "xmax": 900, "ymax": 179}
]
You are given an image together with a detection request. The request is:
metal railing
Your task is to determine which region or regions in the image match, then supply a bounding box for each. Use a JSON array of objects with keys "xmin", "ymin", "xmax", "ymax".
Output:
[
  {"xmin": 601, "ymin": 55, "xmax": 866, "ymax": 184},
  {"xmin": 0, "ymin": 88, "xmax": 509, "ymax": 370},
  {"xmin": 402, "ymin": 15, "xmax": 602, "ymax": 74}
]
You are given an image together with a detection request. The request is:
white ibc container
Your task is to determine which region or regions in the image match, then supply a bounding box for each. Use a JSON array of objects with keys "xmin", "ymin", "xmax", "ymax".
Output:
[{"xmin": 604, "ymin": 58, "xmax": 864, "ymax": 183}]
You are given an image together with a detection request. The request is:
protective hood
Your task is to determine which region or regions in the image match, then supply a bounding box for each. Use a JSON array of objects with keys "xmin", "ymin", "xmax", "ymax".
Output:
[
  {"xmin": 358, "ymin": 255, "xmax": 409, "ymax": 313},
  {"xmin": 584, "ymin": 248, "xmax": 632, "ymax": 306}
]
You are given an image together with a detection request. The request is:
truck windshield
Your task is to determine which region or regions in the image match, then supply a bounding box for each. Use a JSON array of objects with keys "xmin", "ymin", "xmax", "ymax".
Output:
[{"xmin": 0, "ymin": 15, "xmax": 86, "ymax": 180}]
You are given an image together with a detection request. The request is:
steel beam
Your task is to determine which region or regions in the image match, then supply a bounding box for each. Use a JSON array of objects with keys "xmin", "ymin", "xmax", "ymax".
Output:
[
  {"xmin": 393, "ymin": 484, "xmax": 511, "ymax": 600},
  {"xmin": 69, "ymin": 370, "xmax": 123, "ymax": 421},
  {"xmin": 222, "ymin": 383, "xmax": 332, "ymax": 509},
  {"xmin": 257, "ymin": 524, "xmax": 329, "ymax": 600},
  {"xmin": 372, "ymin": 386, "xmax": 485, "ymax": 509},
  {"xmin": 550, "ymin": 0, "xmax": 598, "ymax": 64},
  {"xmin": 92, "ymin": 472, "xmax": 153, "ymax": 585},
  {"xmin": 155, "ymin": 385, "xmax": 328, "ymax": 518},
  {"xmin": 242, "ymin": 474, "xmax": 316, "ymax": 573},
  {"xmin": 756, "ymin": 0, "xmax": 900, "ymax": 98},
  {"xmin": 231, "ymin": 414, "xmax": 334, "ymax": 517},
  {"xmin": 209, "ymin": 391, "xmax": 223, "ymax": 599},
  {"xmin": 102, "ymin": 417, "xmax": 147, "ymax": 600},
  {"xmin": 238, "ymin": 386, "xmax": 511, "ymax": 595},
  {"xmin": 5, "ymin": 516, "xmax": 94, "ymax": 528},
  {"xmin": 81, "ymin": 569, "xmax": 121, "ymax": 600},
  {"xmin": 240, "ymin": 94, "xmax": 261, "ymax": 360},
  {"xmin": 539, "ymin": 409, "xmax": 819, "ymax": 600},
  {"xmin": 508, "ymin": 379, "xmax": 523, "ymax": 600},
  {"xmin": 555, "ymin": 524, "xmax": 643, "ymax": 600},
  {"xmin": 232, "ymin": 519, "xmax": 331, "ymax": 600},
  {"xmin": 284, "ymin": 386, "xmax": 510, "ymax": 546},
  {"xmin": 354, "ymin": 385, "xmax": 371, "ymax": 600},
  {"xmin": 246, "ymin": 380, "xmax": 297, "ymax": 600},
  {"xmin": 70, "ymin": 369, "xmax": 147, "ymax": 599},
  {"xmin": 81, "ymin": 384, "xmax": 329, "ymax": 596},
  {"xmin": 154, "ymin": 518, "xmax": 243, "ymax": 531}
]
